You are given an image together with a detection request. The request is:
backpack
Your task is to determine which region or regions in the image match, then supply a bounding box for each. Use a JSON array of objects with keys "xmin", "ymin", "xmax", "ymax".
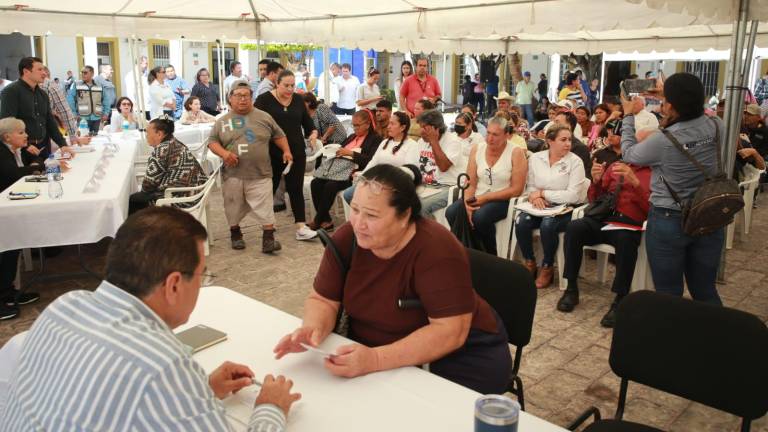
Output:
[{"xmin": 660, "ymin": 118, "xmax": 744, "ymax": 237}]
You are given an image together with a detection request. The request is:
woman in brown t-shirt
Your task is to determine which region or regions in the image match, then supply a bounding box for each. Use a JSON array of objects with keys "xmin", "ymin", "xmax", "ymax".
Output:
[{"xmin": 274, "ymin": 164, "xmax": 512, "ymax": 394}]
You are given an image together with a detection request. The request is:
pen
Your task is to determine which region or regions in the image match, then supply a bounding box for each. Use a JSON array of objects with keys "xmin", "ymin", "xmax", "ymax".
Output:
[{"xmin": 251, "ymin": 378, "xmax": 262, "ymax": 387}]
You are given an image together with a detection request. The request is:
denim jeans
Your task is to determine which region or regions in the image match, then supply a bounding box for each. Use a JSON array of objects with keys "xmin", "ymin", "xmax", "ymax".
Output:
[
  {"xmin": 515, "ymin": 212, "xmax": 572, "ymax": 266},
  {"xmin": 421, "ymin": 186, "xmax": 450, "ymax": 216},
  {"xmin": 645, "ymin": 206, "xmax": 724, "ymax": 305},
  {"xmin": 445, "ymin": 199, "xmax": 509, "ymax": 255},
  {"xmin": 520, "ymin": 104, "xmax": 535, "ymax": 126}
]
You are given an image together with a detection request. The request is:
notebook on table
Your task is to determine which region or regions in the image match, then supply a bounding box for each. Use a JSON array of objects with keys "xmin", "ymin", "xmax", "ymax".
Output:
[{"xmin": 175, "ymin": 325, "xmax": 228, "ymax": 353}]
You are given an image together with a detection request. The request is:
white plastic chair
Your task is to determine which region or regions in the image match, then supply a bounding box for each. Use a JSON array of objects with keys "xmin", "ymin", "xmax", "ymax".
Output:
[
  {"xmin": 569, "ymin": 205, "xmax": 653, "ymax": 293},
  {"xmin": 303, "ymin": 143, "xmax": 349, "ymax": 222},
  {"xmin": 156, "ymin": 160, "xmax": 221, "ymax": 256},
  {"xmin": 726, "ymin": 165, "xmax": 763, "ymax": 249},
  {"xmin": 0, "ymin": 331, "xmax": 28, "ymax": 414}
]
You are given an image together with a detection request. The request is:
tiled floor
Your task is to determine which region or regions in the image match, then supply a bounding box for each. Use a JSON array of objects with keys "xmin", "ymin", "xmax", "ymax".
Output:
[{"xmin": 2, "ymin": 192, "xmax": 766, "ymax": 431}]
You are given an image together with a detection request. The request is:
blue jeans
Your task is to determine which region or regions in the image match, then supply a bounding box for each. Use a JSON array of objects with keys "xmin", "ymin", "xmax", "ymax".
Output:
[
  {"xmin": 645, "ymin": 206, "xmax": 724, "ymax": 305},
  {"xmin": 421, "ymin": 186, "xmax": 450, "ymax": 216},
  {"xmin": 446, "ymin": 199, "xmax": 509, "ymax": 255},
  {"xmin": 515, "ymin": 212, "xmax": 572, "ymax": 266},
  {"xmin": 520, "ymin": 104, "xmax": 534, "ymax": 126}
]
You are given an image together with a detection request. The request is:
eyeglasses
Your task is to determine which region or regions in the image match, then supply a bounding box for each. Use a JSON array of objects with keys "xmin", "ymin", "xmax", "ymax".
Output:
[
  {"xmin": 358, "ymin": 177, "xmax": 395, "ymax": 195},
  {"xmin": 351, "ymin": 122, "xmax": 367, "ymax": 128},
  {"xmin": 231, "ymin": 93, "xmax": 250, "ymax": 100},
  {"xmin": 484, "ymin": 168, "xmax": 493, "ymax": 186},
  {"xmin": 182, "ymin": 269, "xmax": 216, "ymax": 285}
]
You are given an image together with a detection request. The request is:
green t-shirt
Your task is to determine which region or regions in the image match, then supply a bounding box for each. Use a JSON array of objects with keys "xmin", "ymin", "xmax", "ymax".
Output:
[{"xmin": 207, "ymin": 108, "xmax": 286, "ymax": 180}]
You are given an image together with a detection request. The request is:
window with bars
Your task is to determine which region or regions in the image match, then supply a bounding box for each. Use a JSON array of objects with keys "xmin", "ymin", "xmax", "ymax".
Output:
[
  {"xmin": 96, "ymin": 42, "xmax": 112, "ymax": 69},
  {"xmin": 684, "ymin": 61, "xmax": 720, "ymax": 98},
  {"xmin": 152, "ymin": 43, "xmax": 170, "ymax": 68}
]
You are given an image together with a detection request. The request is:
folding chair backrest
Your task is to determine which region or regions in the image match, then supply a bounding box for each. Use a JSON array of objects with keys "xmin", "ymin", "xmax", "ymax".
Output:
[
  {"xmin": 466, "ymin": 248, "xmax": 537, "ymax": 348},
  {"xmin": 610, "ymin": 291, "xmax": 768, "ymax": 421}
]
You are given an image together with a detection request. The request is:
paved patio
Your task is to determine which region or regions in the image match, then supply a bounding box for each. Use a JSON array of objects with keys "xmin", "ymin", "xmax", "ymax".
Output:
[{"xmin": 2, "ymin": 191, "xmax": 766, "ymax": 431}]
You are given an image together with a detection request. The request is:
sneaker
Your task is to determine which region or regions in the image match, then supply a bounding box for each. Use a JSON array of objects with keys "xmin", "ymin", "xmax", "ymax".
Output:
[
  {"xmin": 556, "ymin": 289, "xmax": 579, "ymax": 312},
  {"xmin": 230, "ymin": 227, "xmax": 246, "ymax": 250},
  {"xmin": 262, "ymin": 230, "xmax": 282, "ymax": 253},
  {"xmin": 295, "ymin": 225, "xmax": 318, "ymax": 241},
  {"xmin": 3, "ymin": 291, "xmax": 40, "ymax": 307},
  {"xmin": 0, "ymin": 304, "xmax": 19, "ymax": 320}
]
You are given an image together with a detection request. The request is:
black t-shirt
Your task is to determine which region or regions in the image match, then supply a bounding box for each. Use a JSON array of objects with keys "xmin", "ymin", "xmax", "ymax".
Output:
[{"xmin": 254, "ymin": 91, "xmax": 315, "ymax": 159}]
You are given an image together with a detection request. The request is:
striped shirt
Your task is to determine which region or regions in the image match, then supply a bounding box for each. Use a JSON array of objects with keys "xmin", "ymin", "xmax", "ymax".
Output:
[{"xmin": 0, "ymin": 281, "xmax": 286, "ymax": 432}]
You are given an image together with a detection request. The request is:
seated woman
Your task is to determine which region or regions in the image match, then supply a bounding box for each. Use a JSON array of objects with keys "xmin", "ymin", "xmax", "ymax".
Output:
[
  {"xmin": 407, "ymin": 99, "xmax": 434, "ymax": 141},
  {"xmin": 309, "ymin": 109, "xmax": 381, "ymax": 231},
  {"xmin": 558, "ymin": 159, "xmax": 651, "ymax": 327},
  {"xmin": 460, "ymin": 103, "xmax": 487, "ymax": 137},
  {"xmin": 109, "ymin": 97, "xmax": 139, "ymax": 133},
  {"xmin": 303, "ymin": 92, "xmax": 347, "ymax": 145},
  {"xmin": 508, "ymin": 105, "xmax": 531, "ymax": 140},
  {"xmin": 274, "ymin": 164, "xmax": 512, "ymax": 394},
  {"xmin": 574, "ymin": 106, "xmax": 593, "ymax": 142},
  {"xmin": 494, "ymin": 111, "xmax": 527, "ymax": 151},
  {"xmin": 180, "ymin": 96, "xmax": 216, "ymax": 124},
  {"xmin": 0, "ymin": 117, "xmax": 44, "ymax": 320},
  {"xmin": 452, "ymin": 112, "xmax": 484, "ymax": 161},
  {"xmin": 128, "ymin": 118, "xmax": 208, "ymax": 214},
  {"xmin": 515, "ymin": 124, "xmax": 586, "ymax": 289},
  {"xmin": 342, "ymin": 111, "xmax": 418, "ymax": 203},
  {"xmin": 587, "ymin": 103, "xmax": 610, "ymax": 148},
  {"xmin": 446, "ymin": 116, "xmax": 527, "ymax": 255}
]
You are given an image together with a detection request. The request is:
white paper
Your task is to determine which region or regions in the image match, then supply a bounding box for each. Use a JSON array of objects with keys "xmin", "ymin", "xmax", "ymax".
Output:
[
  {"xmin": 299, "ymin": 343, "xmax": 336, "ymax": 358},
  {"xmin": 515, "ymin": 201, "xmax": 571, "ymax": 217}
]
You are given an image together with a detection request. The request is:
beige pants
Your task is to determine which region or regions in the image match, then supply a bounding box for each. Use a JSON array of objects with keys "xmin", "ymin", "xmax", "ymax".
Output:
[{"xmin": 222, "ymin": 177, "xmax": 276, "ymax": 227}]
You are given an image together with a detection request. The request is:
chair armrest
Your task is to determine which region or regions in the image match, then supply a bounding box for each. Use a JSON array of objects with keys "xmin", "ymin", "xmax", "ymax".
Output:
[
  {"xmin": 446, "ymin": 185, "xmax": 458, "ymax": 206},
  {"xmin": 566, "ymin": 406, "xmax": 601, "ymax": 431},
  {"xmin": 164, "ymin": 184, "xmax": 207, "ymax": 198},
  {"xmin": 156, "ymin": 190, "xmax": 205, "ymax": 206}
]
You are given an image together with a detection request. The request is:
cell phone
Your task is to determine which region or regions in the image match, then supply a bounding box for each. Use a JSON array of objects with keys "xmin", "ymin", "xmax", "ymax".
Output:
[
  {"xmin": 622, "ymin": 79, "xmax": 656, "ymax": 95},
  {"xmin": 25, "ymin": 175, "xmax": 49, "ymax": 182}
]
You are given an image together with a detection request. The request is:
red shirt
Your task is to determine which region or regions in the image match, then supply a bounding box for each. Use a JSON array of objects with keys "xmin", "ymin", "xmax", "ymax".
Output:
[
  {"xmin": 314, "ymin": 219, "xmax": 498, "ymax": 347},
  {"xmin": 588, "ymin": 163, "xmax": 652, "ymax": 225},
  {"xmin": 399, "ymin": 74, "xmax": 442, "ymax": 114}
]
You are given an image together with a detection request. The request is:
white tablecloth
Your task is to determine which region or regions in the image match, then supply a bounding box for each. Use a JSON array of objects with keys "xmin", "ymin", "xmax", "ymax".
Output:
[
  {"xmin": 182, "ymin": 287, "xmax": 568, "ymax": 432},
  {"xmin": 0, "ymin": 138, "xmax": 138, "ymax": 252},
  {"xmin": 174, "ymin": 123, "xmax": 213, "ymax": 147}
]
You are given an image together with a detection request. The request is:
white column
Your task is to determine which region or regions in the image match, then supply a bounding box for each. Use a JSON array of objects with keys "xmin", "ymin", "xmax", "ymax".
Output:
[
  {"xmin": 548, "ymin": 53, "xmax": 560, "ymax": 101},
  {"xmin": 169, "ymin": 39, "xmax": 183, "ymax": 77},
  {"xmin": 599, "ymin": 53, "xmax": 606, "ymax": 104},
  {"xmin": 83, "ymin": 37, "xmax": 98, "ymax": 69}
]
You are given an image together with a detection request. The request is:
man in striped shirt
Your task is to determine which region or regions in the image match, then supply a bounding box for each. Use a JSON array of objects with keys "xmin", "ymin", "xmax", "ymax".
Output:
[{"xmin": 1, "ymin": 207, "xmax": 300, "ymax": 431}]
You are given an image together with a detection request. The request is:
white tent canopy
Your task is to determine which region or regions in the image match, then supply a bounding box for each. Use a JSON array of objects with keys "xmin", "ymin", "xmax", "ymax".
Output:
[{"xmin": 0, "ymin": 0, "xmax": 766, "ymax": 54}]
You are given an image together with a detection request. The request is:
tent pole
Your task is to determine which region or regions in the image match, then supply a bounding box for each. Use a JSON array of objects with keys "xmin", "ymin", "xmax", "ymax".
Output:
[
  {"xmin": 217, "ymin": 40, "xmax": 225, "ymax": 108},
  {"xmin": 717, "ymin": 0, "xmax": 750, "ymax": 283},
  {"xmin": 441, "ymin": 52, "xmax": 447, "ymax": 110},
  {"xmin": 323, "ymin": 45, "xmax": 330, "ymax": 105},
  {"xmin": 599, "ymin": 52, "xmax": 606, "ymax": 104}
]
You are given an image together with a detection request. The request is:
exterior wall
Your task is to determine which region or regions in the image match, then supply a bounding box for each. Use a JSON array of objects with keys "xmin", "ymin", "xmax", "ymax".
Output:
[
  {"xmin": 183, "ymin": 41, "xmax": 210, "ymax": 85},
  {"xmin": 46, "ymin": 36, "xmax": 78, "ymax": 83}
]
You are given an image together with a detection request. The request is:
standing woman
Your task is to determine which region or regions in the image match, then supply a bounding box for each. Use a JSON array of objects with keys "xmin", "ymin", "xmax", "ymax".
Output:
[
  {"xmin": 356, "ymin": 69, "xmax": 383, "ymax": 111},
  {"xmin": 148, "ymin": 66, "xmax": 175, "ymax": 120},
  {"xmin": 255, "ymin": 71, "xmax": 319, "ymax": 241},
  {"xmin": 190, "ymin": 68, "xmax": 221, "ymax": 116},
  {"xmin": 394, "ymin": 61, "xmax": 413, "ymax": 110}
]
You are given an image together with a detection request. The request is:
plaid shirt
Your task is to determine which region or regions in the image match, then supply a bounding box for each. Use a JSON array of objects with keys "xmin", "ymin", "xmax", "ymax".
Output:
[
  {"xmin": 756, "ymin": 78, "xmax": 768, "ymax": 106},
  {"xmin": 41, "ymin": 79, "xmax": 78, "ymax": 137}
]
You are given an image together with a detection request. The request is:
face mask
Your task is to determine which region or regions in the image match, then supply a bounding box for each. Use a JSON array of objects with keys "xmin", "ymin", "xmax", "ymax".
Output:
[{"xmin": 454, "ymin": 125, "xmax": 467, "ymax": 135}]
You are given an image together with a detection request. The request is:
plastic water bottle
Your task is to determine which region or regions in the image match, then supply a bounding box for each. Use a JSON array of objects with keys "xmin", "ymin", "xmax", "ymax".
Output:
[
  {"xmin": 122, "ymin": 119, "xmax": 130, "ymax": 140},
  {"xmin": 44, "ymin": 155, "xmax": 63, "ymax": 199},
  {"xmin": 79, "ymin": 118, "xmax": 89, "ymax": 137}
]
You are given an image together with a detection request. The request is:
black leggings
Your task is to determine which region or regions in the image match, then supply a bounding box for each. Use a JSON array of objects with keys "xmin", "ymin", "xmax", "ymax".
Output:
[
  {"xmin": 310, "ymin": 178, "xmax": 351, "ymax": 224},
  {"xmin": 128, "ymin": 191, "xmax": 160, "ymax": 215},
  {"xmin": 271, "ymin": 152, "xmax": 307, "ymax": 224}
]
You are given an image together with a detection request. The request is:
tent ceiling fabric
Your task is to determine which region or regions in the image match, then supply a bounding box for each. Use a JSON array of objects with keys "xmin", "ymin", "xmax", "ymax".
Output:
[
  {"xmin": 625, "ymin": 0, "xmax": 768, "ymax": 23},
  {"xmin": 0, "ymin": 0, "xmax": 766, "ymax": 54}
]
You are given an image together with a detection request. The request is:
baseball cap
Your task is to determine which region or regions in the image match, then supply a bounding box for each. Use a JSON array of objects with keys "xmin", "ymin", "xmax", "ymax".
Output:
[{"xmin": 523, "ymin": 71, "xmax": 531, "ymax": 77}]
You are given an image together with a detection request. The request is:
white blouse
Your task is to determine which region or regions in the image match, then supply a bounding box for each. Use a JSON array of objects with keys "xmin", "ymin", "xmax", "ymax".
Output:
[
  {"xmin": 364, "ymin": 137, "xmax": 419, "ymax": 173},
  {"xmin": 525, "ymin": 150, "xmax": 586, "ymax": 204}
]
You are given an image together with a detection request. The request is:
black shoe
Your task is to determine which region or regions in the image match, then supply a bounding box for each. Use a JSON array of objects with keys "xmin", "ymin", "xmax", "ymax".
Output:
[
  {"xmin": 0, "ymin": 304, "xmax": 19, "ymax": 320},
  {"xmin": 600, "ymin": 302, "xmax": 619, "ymax": 328},
  {"xmin": 556, "ymin": 289, "xmax": 579, "ymax": 312},
  {"xmin": 273, "ymin": 203, "xmax": 287, "ymax": 213},
  {"xmin": 230, "ymin": 226, "xmax": 246, "ymax": 250},
  {"xmin": 4, "ymin": 291, "xmax": 40, "ymax": 306}
]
